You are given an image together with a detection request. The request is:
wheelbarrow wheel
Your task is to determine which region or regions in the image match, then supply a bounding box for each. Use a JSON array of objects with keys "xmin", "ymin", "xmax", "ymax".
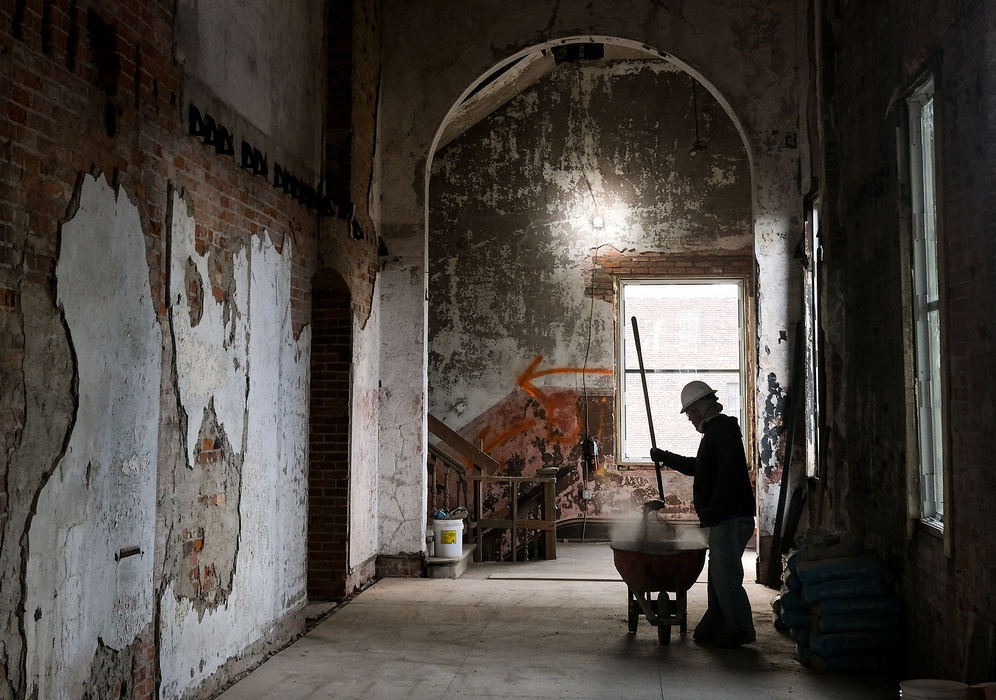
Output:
[
  {"xmin": 656, "ymin": 592, "xmax": 673, "ymax": 646},
  {"xmin": 627, "ymin": 588, "xmax": 639, "ymax": 634}
]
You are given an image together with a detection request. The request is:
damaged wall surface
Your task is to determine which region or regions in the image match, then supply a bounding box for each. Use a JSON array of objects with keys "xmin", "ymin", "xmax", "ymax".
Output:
[
  {"xmin": 157, "ymin": 194, "xmax": 311, "ymax": 695},
  {"xmin": 428, "ymin": 58, "xmax": 752, "ymax": 523},
  {"xmin": 381, "ymin": 0, "xmax": 806, "ymax": 562},
  {"xmin": 0, "ymin": 0, "xmax": 379, "ymax": 696},
  {"xmin": 23, "ymin": 175, "xmax": 161, "ymax": 699}
]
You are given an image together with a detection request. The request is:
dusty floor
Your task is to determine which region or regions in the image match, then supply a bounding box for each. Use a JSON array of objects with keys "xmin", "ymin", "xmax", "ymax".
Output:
[{"xmin": 216, "ymin": 543, "xmax": 901, "ymax": 699}]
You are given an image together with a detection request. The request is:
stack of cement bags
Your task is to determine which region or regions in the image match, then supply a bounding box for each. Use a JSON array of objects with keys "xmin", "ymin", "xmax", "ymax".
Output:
[{"xmin": 772, "ymin": 530, "xmax": 902, "ymax": 673}]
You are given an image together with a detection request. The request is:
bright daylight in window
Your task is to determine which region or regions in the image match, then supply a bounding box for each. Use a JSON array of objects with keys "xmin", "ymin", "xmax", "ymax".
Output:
[{"xmin": 618, "ymin": 281, "xmax": 744, "ymax": 464}]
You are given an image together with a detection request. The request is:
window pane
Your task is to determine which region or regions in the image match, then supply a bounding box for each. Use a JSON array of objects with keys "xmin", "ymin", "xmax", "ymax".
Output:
[{"xmin": 620, "ymin": 282, "xmax": 743, "ymax": 463}]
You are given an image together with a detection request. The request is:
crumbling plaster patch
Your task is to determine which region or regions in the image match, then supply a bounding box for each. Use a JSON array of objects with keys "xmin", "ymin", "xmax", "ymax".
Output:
[
  {"xmin": 0, "ymin": 282, "xmax": 75, "ymax": 699},
  {"xmin": 23, "ymin": 174, "xmax": 160, "ymax": 699},
  {"xmin": 166, "ymin": 401, "xmax": 242, "ymax": 613},
  {"xmin": 168, "ymin": 189, "xmax": 249, "ymax": 469},
  {"xmin": 158, "ymin": 196, "xmax": 309, "ymax": 696}
]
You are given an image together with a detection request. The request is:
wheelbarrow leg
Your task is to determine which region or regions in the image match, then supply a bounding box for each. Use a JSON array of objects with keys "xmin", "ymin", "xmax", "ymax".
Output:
[
  {"xmin": 677, "ymin": 589, "xmax": 688, "ymax": 636},
  {"xmin": 627, "ymin": 587, "xmax": 639, "ymax": 634}
]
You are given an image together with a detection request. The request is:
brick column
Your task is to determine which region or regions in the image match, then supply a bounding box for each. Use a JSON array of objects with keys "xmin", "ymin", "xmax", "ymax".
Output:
[{"xmin": 308, "ymin": 271, "xmax": 351, "ymax": 600}]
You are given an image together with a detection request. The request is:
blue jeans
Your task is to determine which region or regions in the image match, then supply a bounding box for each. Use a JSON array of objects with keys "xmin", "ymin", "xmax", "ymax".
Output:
[{"xmin": 696, "ymin": 516, "xmax": 755, "ymax": 642}]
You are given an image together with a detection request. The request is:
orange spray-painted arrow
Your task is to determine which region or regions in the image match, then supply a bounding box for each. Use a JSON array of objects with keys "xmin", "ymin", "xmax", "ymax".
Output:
[{"xmin": 516, "ymin": 355, "xmax": 613, "ymax": 401}]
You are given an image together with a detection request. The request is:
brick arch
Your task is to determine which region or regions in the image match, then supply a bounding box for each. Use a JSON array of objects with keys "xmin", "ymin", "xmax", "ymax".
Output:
[{"xmin": 308, "ymin": 269, "xmax": 352, "ymax": 601}]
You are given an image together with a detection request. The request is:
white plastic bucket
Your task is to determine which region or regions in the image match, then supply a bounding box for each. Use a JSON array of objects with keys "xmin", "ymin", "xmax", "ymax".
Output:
[
  {"xmin": 900, "ymin": 679, "xmax": 968, "ymax": 699},
  {"xmin": 432, "ymin": 519, "xmax": 464, "ymax": 558}
]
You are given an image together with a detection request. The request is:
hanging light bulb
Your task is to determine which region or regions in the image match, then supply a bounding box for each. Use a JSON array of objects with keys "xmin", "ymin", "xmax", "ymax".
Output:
[{"xmin": 592, "ymin": 215, "xmax": 604, "ymax": 229}]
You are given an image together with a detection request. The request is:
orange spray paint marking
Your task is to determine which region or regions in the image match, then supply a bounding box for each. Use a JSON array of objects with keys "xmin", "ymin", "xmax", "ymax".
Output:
[
  {"xmin": 480, "ymin": 418, "xmax": 534, "ymax": 454},
  {"xmin": 480, "ymin": 355, "xmax": 613, "ymax": 453},
  {"xmin": 517, "ymin": 355, "xmax": 613, "ymax": 400}
]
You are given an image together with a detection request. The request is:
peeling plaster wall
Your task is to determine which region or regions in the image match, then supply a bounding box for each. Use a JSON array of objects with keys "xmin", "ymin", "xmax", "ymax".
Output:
[
  {"xmin": 2, "ymin": 0, "xmax": 331, "ymax": 695},
  {"xmin": 428, "ymin": 60, "xmax": 750, "ymax": 522},
  {"xmin": 350, "ymin": 279, "xmax": 380, "ymax": 571},
  {"xmin": 168, "ymin": 190, "xmax": 249, "ymax": 473},
  {"xmin": 380, "ymin": 0, "xmax": 806, "ymax": 558},
  {"xmin": 158, "ymin": 195, "xmax": 309, "ymax": 696},
  {"xmin": 23, "ymin": 176, "xmax": 161, "ymax": 698}
]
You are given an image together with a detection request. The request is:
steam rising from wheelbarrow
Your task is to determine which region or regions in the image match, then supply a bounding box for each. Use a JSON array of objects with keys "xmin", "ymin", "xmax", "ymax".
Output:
[{"xmin": 609, "ymin": 515, "xmax": 709, "ymax": 552}]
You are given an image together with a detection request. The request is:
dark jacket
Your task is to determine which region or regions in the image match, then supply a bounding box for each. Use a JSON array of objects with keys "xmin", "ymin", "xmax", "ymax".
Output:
[{"xmin": 660, "ymin": 414, "xmax": 755, "ymax": 527}]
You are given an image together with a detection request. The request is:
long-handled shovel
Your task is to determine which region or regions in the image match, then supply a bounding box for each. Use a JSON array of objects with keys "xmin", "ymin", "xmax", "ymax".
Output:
[{"xmin": 631, "ymin": 316, "xmax": 665, "ymax": 500}]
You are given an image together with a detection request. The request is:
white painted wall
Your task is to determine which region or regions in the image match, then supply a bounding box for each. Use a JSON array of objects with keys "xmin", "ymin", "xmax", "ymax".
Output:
[
  {"xmin": 378, "ymin": 234, "xmax": 428, "ymax": 556},
  {"xmin": 24, "ymin": 175, "xmax": 161, "ymax": 698},
  {"xmin": 350, "ymin": 278, "xmax": 380, "ymax": 570},
  {"xmin": 158, "ymin": 193, "xmax": 309, "ymax": 698}
]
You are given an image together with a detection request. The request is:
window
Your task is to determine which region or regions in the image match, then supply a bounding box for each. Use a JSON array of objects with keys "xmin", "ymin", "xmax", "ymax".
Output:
[
  {"xmin": 618, "ymin": 280, "xmax": 745, "ymax": 464},
  {"xmin": 803, "ymin": 198, "xmax": 822, "ymax": 479},
  {"xmin": 906, "ymin": 77, "xmax": 945, "ymax": 527}
]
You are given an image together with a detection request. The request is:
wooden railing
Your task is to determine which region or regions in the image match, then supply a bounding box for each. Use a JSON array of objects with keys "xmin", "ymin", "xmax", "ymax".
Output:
[
  {"xmin": 427, "ymin": 414, "xmax": 499, "ymax": 520},
  {"xmin": 470, "ymin": 475, "xmax": 556, "ymax": 562},
  {"xmin": 427, "ymin": 414, "xmax": 556, "ymax": 562}
]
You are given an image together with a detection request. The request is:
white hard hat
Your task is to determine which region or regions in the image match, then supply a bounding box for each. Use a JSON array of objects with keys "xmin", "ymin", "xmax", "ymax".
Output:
[{"xmin": 680, "ymin": 380, "xmax": 717, "ymax": 413}]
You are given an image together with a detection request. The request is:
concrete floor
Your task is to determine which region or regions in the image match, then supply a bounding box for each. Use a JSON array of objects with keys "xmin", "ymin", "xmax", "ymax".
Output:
[{"xmin": 216, "ymin": 543, "xmax": 901, "ymax": 699}]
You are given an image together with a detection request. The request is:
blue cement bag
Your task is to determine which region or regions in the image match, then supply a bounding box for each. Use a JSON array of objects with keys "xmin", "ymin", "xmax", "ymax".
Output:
[
  {"xmin": 796, "ymin": 554, "xmax": 883, "ymax": 586},
  {"xmin": 802, "ymin": 575, "xmax": 886, "ymax": 604},
  {"xmin": 780, "ymin": 608, "xmax": 811, "ymax": 629},
  {"xmin": 813, "ymin": 595, "xmax": 899, "ymax": 618},
  {"xmin": 814, "ymin": 611, "xmax": 900, "ymax": 634}
]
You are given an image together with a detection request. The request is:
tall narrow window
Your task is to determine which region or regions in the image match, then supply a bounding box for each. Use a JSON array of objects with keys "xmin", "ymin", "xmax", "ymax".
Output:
[
  {"xmin": 907, "ymin": 78, "xmax": 945, "ymax": 526},
  {"xmin": 618, "ymin": 280, "xmax": 745, "ymax": 464},
  {"xmin": 803, "ymin": 199, "xmax": 822, "ymax": 479}
]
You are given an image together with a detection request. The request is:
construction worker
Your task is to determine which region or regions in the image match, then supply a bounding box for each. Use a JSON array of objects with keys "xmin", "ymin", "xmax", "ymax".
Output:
[{"xmin": 650, "ymin": 379, "xmax": 756, "ymax": 648}]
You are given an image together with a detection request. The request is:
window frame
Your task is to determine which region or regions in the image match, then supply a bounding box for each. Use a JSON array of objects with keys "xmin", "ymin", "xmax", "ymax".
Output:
[
  {"xmin": 803, "ymin": 195, "xmax": 824, "ymax": 480},
  {"xmin": 615, "ymin": 277, "xmax": 747, "ymax": 468},
  {"xmin": 899, "ymin": 71, "xmax": 950, "ymax": 548}
]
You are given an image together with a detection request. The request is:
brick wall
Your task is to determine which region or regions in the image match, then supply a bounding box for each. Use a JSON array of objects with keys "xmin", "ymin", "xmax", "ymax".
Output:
[
  {"xmin": 308, "ymin": 270, "xmax": 352, "ymax": 600},
  {"xmin": 821, "ymin": 0, "xmax": 995, "ymax": 679},
  {"xmin": 0, "ymin": 0, "xmax": 375, "ymax": 696}
]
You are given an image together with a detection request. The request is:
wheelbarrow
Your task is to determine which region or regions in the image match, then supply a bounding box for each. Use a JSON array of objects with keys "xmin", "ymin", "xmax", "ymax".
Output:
[{"xmin": 611, "ymin": 540, "xmax": 706, "ymax": 645}]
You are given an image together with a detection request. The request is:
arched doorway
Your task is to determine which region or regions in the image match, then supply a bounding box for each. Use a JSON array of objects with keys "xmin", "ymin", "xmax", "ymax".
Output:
[{"xmin": 424, "ymin": 37, "xmax": 757, "ymax": 550}]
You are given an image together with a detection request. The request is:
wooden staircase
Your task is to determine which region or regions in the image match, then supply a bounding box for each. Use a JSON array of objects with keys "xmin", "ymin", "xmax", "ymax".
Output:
[{"xmin": 427, "ymin": 414, "xmax": 557, "ymax": 572}]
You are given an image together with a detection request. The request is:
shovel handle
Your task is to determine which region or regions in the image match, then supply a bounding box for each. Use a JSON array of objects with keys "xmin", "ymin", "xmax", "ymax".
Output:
[{"xmin": 631, "ymin": 316, "xmax": 665, "ymax": 500}]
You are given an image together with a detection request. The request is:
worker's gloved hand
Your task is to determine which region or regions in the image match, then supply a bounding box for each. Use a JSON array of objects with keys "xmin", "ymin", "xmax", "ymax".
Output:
[
  {"xmin": 649, "ymin": 447, "xmax": 668, "ymax": 465},
  {"xmin": 642, "ymin": 500, "xmax": 666, "ymax": 513}
]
